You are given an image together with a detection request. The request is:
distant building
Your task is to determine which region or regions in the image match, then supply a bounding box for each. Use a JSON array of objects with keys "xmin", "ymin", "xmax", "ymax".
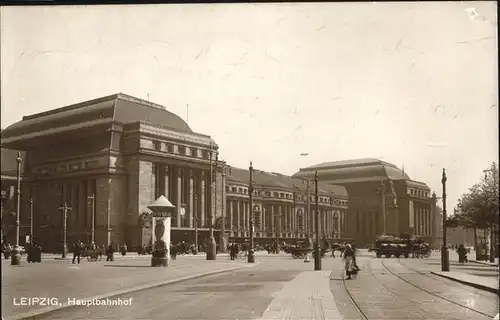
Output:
[
  {"xmin": 293, "ymin": 159, "xmax": 437, "ymax": 247},
  {"xmin": 224, "ymin": 166, "xmax": 348, "ymax": 244}
]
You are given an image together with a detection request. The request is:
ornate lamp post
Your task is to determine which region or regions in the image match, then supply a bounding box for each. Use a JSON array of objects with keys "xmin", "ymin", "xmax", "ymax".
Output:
[
  {"xmin": 29, "ymin": 198, "xmax": 34, "ymax": 243},
  {"xmin": 248, "ymin": 161, "xmax": 255, "ymax": 263},
  {"xmin": 314, "ymin": 170, "xmax": 322, "ymax": 271},
  {"xmin": 206, "ymin": 142, "xmax": 217, "ymax": 260},
  {"xmin": 88, "ymin": 193, "xmax": 96, "ymax": 244},
  {"xmin": 58, "ymin": 202, "xmax": 72, "ymax": 259},
  {"xmin": 441, "ymin": 168, "xmax": 450, "ymax": 271},
  {"xmin": 193, "ymin": 194, "xmax": 199, "ymax": 254},
  {"xmin": 148, "ymin": 195, "xmax": 176, "ymax": 267},
  {"xmin": 11, "ymin": 152, "xmax": 23, "ymax": 265},
  {"xmin": 378, "ymin": 180, "xmax": 387, "ymax": 235}
]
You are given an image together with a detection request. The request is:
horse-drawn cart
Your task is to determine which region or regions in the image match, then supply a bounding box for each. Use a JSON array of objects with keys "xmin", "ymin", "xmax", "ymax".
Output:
[
  {"xmin": 289, "ymin": 247, "xmax": 313, "ymax": 259},
  {"xmin": 83, "ymin": 248, "xmax": 103, "ymax": 262}
]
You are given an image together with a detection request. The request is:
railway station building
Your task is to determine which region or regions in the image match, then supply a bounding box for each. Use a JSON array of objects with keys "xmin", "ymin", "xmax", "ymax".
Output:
[
  {"xmin": 1, "ymin": 94, "xmax": 227, "ymax": 252},
  {"xmin": 224, "ymin": 166, "xmax": 348, "ymax": 245},
  {"xmin": 293, "ymin": 159, "xmax": 438, "ymax": 247},
  {"xmin": 0, "ymin": 93, "xmax": 348, "ymax": 252}
]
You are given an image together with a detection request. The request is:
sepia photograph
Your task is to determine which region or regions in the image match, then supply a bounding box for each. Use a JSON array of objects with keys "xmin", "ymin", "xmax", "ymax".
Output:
[{"xmin": 0, "ymin": 2, "xmax": 498, "ymax": 320}]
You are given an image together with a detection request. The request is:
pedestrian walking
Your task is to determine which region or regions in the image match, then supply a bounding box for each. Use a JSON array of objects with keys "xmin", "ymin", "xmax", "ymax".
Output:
[
  {"xmin": 343, "ymin": 243, "xmax": 355, "ymax": 280},
  {"xmin": 106, "ymin": 243, "xmax": 115, "ymax": 261},
  {"xmin": 170, "ymin": 244, "xmax": 177, "ymax": 260},
  {"xmin": 72, "ymin": 241, "xmax": 82, "ymax": 264}
]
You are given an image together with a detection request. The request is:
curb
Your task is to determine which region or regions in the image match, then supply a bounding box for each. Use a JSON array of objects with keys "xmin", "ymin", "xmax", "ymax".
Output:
[
  {"xmin": 430, "ymin": 271, "xmax": 499, "ymax": 294},
  {"xmin": 470, "ymin": 260, "xmax": 499, "ymax": 267},
  {"xmin": 10, "ymin": 262, "xmax": 260, "ymax": 320}
]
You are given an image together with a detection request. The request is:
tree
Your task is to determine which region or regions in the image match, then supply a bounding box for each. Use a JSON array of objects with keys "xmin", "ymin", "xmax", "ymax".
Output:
[
  {"xmin": 453, "ymin": 163, "xmax": 499, "ymax": 229},
  {"xmin": 452, "ymin": 163, "xmax": 499, "ymax": 260}
]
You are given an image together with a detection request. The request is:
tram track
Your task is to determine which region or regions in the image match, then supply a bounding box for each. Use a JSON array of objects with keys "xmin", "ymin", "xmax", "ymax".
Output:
[
  {"xmin": 340, "ymin": 261, "xmax": 371, "ymax": 320},
  {"xmin": 340, "ymin": 256, "xmax": 496, "ymax": 320},
  {"xmin": 379, "ymin": 259, "xmax": 496, "ymax": 318},
  {"xmin": 394, "ymin": 258, "xmax": 496, "ymax": 295}
]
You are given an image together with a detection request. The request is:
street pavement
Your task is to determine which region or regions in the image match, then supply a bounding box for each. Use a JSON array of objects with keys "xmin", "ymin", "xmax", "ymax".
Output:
[
  {"xmin": 1, "ymin": 254, "xmax": 253, "ymax": 319},
  {"xmin": 7, "ymin": 250, "xmax": 497, "ymax": 320}
]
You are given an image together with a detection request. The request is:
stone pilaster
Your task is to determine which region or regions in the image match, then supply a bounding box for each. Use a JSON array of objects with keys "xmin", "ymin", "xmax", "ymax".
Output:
[
  {"xmin": 229, "ymin": 200, "xmax": 234, "ymax": 235},
  {"xmin": 164, "ymin": 165, "xmax": 170, "ymax": 199},
  {"xmin": 235, "ymin": 201, "xmax": 240, "ymax": 231},
  {"xmin": 188, "ymin": 169, "xmax": 194, "ymax": 228},
  {"xmin": 199, "ymin": 171, "xmax": 205, "ymax": 228}
]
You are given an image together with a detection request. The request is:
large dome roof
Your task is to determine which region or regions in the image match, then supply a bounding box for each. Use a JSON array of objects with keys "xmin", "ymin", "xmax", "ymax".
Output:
[
  {"xmin": 292, "ymin": 158, "xmax": 411, "ymax": 183},
  {"xmin": 1, "ymin": 93, "xmax": 193, "ymax": 148}
]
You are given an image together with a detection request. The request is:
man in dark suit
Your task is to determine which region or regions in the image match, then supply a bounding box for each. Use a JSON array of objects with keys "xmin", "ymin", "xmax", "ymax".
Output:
[{"xmin": 72, "ymin": 241, "xmax": 82, "ymax": 264}]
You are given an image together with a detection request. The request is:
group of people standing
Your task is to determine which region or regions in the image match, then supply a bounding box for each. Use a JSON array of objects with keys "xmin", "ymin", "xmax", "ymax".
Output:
[
  {"xmin": 229, "ymin": 242, "xmax": 248, "ymax": 260},
  {"xmin": 71, "ymin": 241, "xmax": 118, "ymax": 263}
]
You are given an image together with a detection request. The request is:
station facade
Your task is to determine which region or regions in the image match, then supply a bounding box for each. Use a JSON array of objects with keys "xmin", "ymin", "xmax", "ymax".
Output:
[
  {"xmin": 1, "ymin": 93, "xmax": 348, "ymax": 252},
  {"xmin": 1, "ymin": 94, "xmax": 225, "ymax": 252},
  {"xmin": 1, "ymin": 94, "xmax": 434, "ymax": 252},
  {"xmin": 293, "ymin": 159, "xmax": 437, "ymax": 247},
  {"xmin": 224, "ymin": 166, "xmax": 348, "ymax": 245}
]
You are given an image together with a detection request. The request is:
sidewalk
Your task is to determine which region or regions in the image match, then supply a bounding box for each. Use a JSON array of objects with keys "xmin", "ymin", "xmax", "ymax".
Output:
[
  {"xmin": 258, "ymin": 270, "xmax": 342, "ymax": 320},
  {"xmin": 431, "ymin": 271, "xmax": 499, "ymax": 294},
  {"xmin": 471, "ymin": 259, "xmax": 499, "ymax": 267},
  {"xmin": 2, "ymin": 258, "xmax": 255, "ymax": 319}
]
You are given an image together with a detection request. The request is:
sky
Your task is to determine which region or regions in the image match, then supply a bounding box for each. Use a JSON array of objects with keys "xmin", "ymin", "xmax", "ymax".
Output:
[{"xmin": 0, "ymin": 2, "xmax": 498, "ymax": 211}]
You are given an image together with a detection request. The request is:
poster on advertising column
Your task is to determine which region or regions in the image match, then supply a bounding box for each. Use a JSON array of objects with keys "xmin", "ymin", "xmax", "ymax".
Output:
[{"xmin": 409, "ymin": 200, "xmax": 415, "ymax": 228}]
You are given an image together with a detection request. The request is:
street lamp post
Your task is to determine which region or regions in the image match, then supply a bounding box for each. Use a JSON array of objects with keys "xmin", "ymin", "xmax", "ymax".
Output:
[
  {"xmin": 194, "ymin": 194, "xmax": 199, "ymax": 254},
  {"xmin": 379, "ymin": 180, "xmax": 387, "ymax": 235},
  {"xmin": 314, "ymin": 170, "xmax": 321, "ymax": 271},
  {"xmin": 220, "ymin": 164, "xmax": 227, "ymax": 253},
  {"xmin": 248, "ymin": 161, "xmax": 255, "ymax": 263},
  {"xmin": 206, "ymin": 142, "xmax": 217, "ymax": 260},
  {"xmin": 88, "ymin": 193, "xmax": 96, "ymax": 243},
  {"xmin": 29, "ymin": 198, "xmax": 34, "ymax": 242},
  {"xmin": 306, "ymin": 178, "xmax": 311, "ymax": 237},
  {"xmin": 58, "ymin": 202, "xmax": 72, "ymax": 259},
  {"xmin": 441, "ymin": 168, "xmax": 450, "ymax": 271},
  {"xmin": 11, "ymin": 152, "xmax": 23, "ymax": 266}
]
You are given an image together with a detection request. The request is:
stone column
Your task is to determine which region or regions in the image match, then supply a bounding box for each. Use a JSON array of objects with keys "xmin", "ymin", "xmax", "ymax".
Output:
[
  {"xmin": 426, "ymin": 207, "xmax": 430, "ymax": 236},
  {"xmin": 271, "ymin": 205, "xmax": 275, "ymax": 237},
  {"xmin": 176, "ymin": 167, "xmax": 182, "ymax": 228},
  {"xmin": 285, "ymin": 205, "xmax": 289, "ymax": 234},
  {"xmin": 164, "ymin": 165, "xmax": 169, "ymax": 199},
  {"xmin": 340, "ymin": 212, "xmax": 344, "ymax": 237},
  {"xmin": 326, "ymin": 210, "xmax": 330, "ymax": 236},
  {"xmin": 245, "ymin": 202, "xmax": 249, "ymax": 231},
  {"xmin": 188, "ymin": 170, "xmax": 194, "ymax": 228},
  {"xmin": 199, "ymin": 171, "xmax": 205, "ymax": 228},
  {"xmin": 431, "ymin": 192, "xmax": 437, "ymax": 246},
  {"xmin": 229, "ymin": 200, "xmax": 234, "ymax": 235},
  {"xmin": 417, "ymin": 207, "xmax": 421, "ymax": 235},
  {"xmin": 236, "ymin": 201, "xmax": 241, "ymax": 232},
  {"xmin": 278, "ymin": 205, "xmax": 283, "ymax": 236},
  {"xmin": 261, "ymin": 204, "xmax": 266, "ymax": 232}
]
